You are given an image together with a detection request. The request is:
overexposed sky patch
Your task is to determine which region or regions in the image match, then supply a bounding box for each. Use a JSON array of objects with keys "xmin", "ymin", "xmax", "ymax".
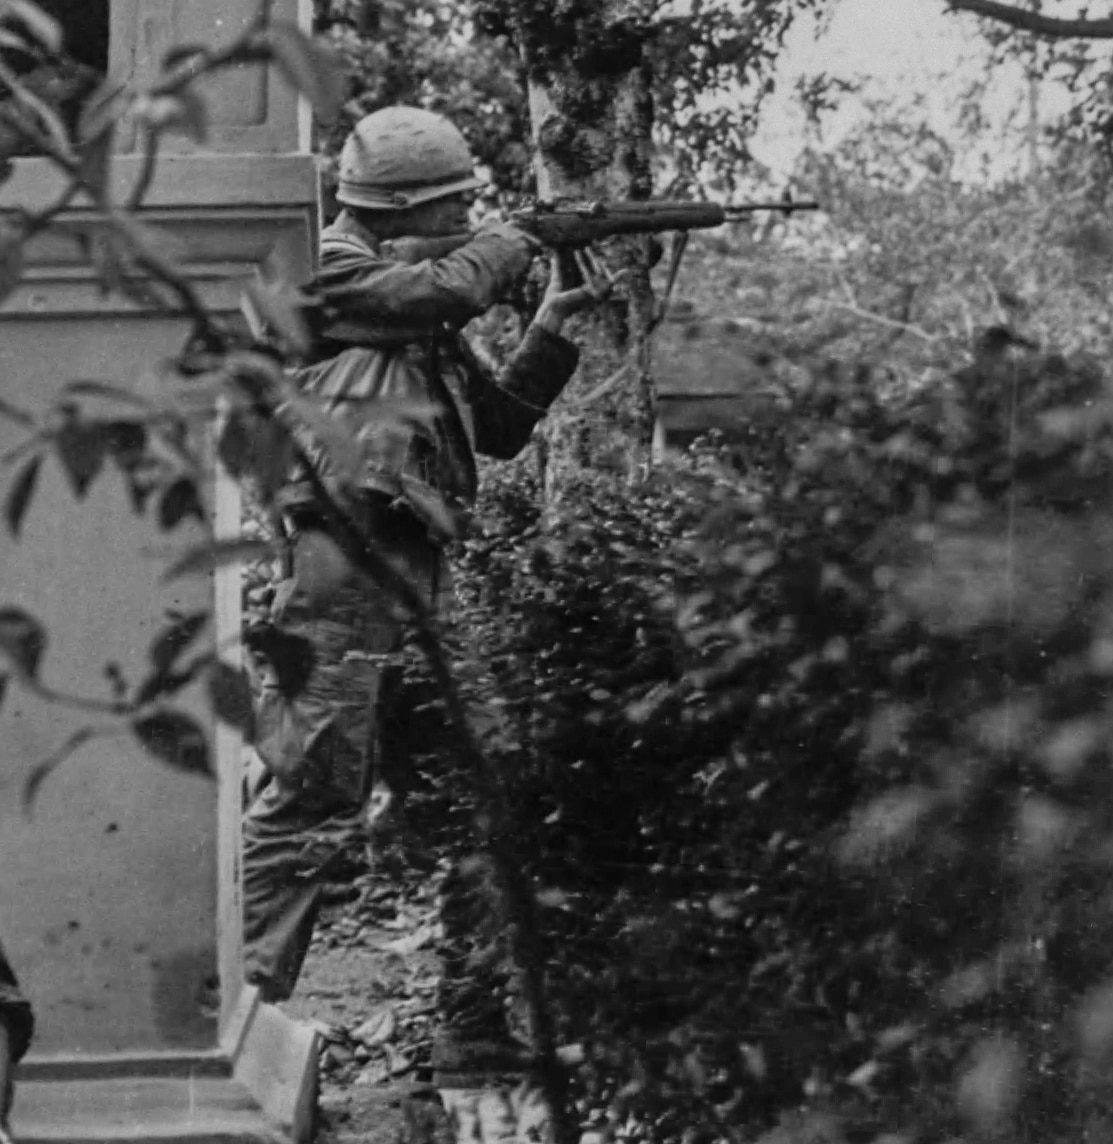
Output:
[{"xmin": 749, "ymin": 0, "xmax": 1105, "ymax": 183}]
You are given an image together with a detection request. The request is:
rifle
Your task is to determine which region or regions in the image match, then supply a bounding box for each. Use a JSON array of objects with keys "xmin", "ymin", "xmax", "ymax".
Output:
[
  {"xmin": 370, "ymin": 194, "xmax": 819, "ymax": 263},
  {"xmin": 247, "ymin": 194, "xmax": 820, "ymax": 347},
  {"xmin": 507, "ymin": 194, "xmax": 820, "ymax": 248},
  {"xmin": 504, "ymin": 194, "xmax": 820, "ymax": 315}
]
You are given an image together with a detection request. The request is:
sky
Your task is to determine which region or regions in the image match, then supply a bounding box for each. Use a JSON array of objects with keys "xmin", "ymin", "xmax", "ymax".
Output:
[{"xmin": 747, "ymin": 0, "xmax": 1099, "ymax": 183}]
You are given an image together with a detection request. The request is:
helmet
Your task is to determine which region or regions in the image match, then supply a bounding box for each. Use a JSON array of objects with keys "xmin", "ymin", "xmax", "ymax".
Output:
[{"xmin": 336, "ymin": 106, "xmax": 486, "ymax": 211}]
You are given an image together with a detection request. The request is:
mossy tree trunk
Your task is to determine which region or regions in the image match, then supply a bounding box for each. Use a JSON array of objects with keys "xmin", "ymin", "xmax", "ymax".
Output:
[{"xmin": 494, "ymin": 1, "xmax": 659, "ymax": 503}]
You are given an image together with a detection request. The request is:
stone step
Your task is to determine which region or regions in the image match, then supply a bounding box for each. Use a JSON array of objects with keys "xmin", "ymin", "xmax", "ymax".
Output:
[{"xmin": 12, "ymin": 1075, "xmax": 290, "ymax": 1144}]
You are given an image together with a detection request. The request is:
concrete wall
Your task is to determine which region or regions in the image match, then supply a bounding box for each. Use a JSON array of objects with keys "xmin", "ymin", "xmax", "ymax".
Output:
[
  {"xmin": 0, "ymin": 0, "xmax": 317, "ymax": 1062},
  {"xmin": 0, "ymin": 317, "xmax": 219, "ymax": 1055}
]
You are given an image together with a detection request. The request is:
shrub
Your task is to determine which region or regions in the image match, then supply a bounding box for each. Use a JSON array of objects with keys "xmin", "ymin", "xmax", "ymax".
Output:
[{"xmin": 395, "ymin": 330, "xmax": 1113, "ymax": 1142}]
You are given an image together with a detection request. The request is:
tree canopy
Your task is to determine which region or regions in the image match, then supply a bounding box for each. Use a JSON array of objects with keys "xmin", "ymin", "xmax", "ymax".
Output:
[{"xmin": 314, "ymin": 0, "xmax": 827, "ymax": 195}]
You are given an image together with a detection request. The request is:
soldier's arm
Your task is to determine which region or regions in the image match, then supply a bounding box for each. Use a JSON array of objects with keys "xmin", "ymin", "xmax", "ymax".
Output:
[
  {"xmin": 467, "ymin": 250, "xmax": 623, "ymax": 460},
  {"xmin": 465, "ymin": 326, "xmax": 580, "ymax": 461},
  {"xmin": 316, "ymin": 220, "xmax": 536, "ymax": 329}
]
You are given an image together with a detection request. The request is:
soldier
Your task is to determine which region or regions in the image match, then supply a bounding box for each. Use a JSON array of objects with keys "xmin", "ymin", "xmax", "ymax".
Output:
[
  {"xmin": 0, "ymin": 942, "xmax": 33, "ymax": 1143},
  {"xmin": 242, "ymin": 106, "xmax": 617, "ymax": 1109}
]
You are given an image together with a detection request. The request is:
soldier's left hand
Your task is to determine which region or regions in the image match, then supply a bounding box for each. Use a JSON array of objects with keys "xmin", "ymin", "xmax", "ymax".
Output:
[{"xmin": 534, "ymin": 250, "xmax": 630, "ymax": 332}]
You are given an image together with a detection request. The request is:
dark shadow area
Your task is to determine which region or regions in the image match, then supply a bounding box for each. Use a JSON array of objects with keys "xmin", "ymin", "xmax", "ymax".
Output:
[{"xmin": 0, "ymin": 0, "xmax": 109, "ymax": 158}]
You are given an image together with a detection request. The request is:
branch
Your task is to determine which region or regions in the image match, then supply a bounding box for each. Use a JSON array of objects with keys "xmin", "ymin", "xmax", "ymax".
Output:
[
  {"xmin": 822, "ymin": 299, "xmax": 940, "ymax": 343},
  {"xmin": 569, "ymin": 361, "xmax": 632, "ymax": 409},
  {"xmin": 946, "ymin": 0, "xmax": 1113, "ymax": 38}
]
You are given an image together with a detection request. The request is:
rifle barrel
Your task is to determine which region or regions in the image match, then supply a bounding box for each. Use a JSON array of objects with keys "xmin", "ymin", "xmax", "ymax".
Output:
[{"xmin": 723, "ymin": 200, "xmax": 821, "ymax": 216}]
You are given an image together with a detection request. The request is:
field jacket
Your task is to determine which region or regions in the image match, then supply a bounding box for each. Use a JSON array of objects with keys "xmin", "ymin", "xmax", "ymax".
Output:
[{"xmin": 284, "ymin": 210, "xmax": 579, "ymax": 529}]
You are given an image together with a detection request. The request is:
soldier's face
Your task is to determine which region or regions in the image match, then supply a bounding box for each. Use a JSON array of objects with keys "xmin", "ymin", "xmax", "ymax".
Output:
[{"xmin": 407, "ymin": 192, "xmax": 474, "ymax": 236}]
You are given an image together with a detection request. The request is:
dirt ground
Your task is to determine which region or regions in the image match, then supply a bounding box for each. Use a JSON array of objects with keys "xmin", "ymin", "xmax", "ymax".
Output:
[{"xmin": 280, "ymin": 864, "xmax": 452, "ymax": 1144}]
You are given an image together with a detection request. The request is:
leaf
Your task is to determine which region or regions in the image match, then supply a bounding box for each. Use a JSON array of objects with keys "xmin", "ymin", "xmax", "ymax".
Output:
[
  {"xmin": 133, "ymin": 664, "xmax": 205, "ymax": 709},
  {"xmin": 241, "ymin": 625, "xmax": 314, "ymax": 700},
  {"xmin": 216, "ymin": 408, "xmax": 294, "ymax": 497},
  {"xmin": 132, "ymin": 709, "xmax": 212, "ymax": 775},
  {"xmin": 159, "ymin": 477, "xmax": 205, "ymax": 530},
  {"xmin": 103, "ymin": 421, "xmax": 148, "ymax": 470},
  {"xmin": 956, "ymin": 1037, "xmax": 1022, "ymax": 1134},
  {"xmin": 1, "ymin": 0, "xmax": 62, "ymax": 53},
  {"xmin": 351, "ymin": 1006, "xmax": 396, "ymax": 1048},
  {"xmin": 0, "ymin": 606, "xmax": 45, "ymax": 679},
  {"xmin": 245, "ymin": 277, "xmax": 311, "ymax": 354},
  {"xmin": 165, "ymin": 89, "xmax": 207, "ymax": 143},
  {"xmin": 838, "ymin": 787, "xmax": 940, "ymax": 867},
  {"xmin": 375, "ymin": 925, "xmax": 436, "ymax": 956},
  {"xmin": 286, "ymin": 530, "xmax": 352, "ymax": 606},
  {"xmin": 0, "ymin": 225, "xmax": 25, "ymax": 304},
  {"xmin": 206, "ymin": 660, "xmax": 255, "ymax": 735},
  {"xmin": 22, "ymin": 726, "xmax": 97, "ymax": 815},
  {"xmin": 0, "ymin": 393, "xmax": 33, "ymax": 426},
  {"xmin": 5, "ymin": 453, "xmax": 40, "ymax": 536},
  {"xmin": 61, "ymin": 380, "xmax": 155, "ymax": 410},
  {"xmin": 78, "ymin": 123, "xmax": 115, "ymax": 199},
  {"xmin": 1078, "ymin": 981, "xmax": 1113, "ymax": 1065},
  {"xmin": 276, "ymin": 387, "xmax": 366, "ymax": 485},
  {"xmin": 149, "ymin": 610, "xmax": 209, "ymax": 673},
  {"xmin": 398, "ymin": 476, "xmax": 460, "ymax": 542},
  {"xmin": 162, "ymin": 537, "xmax": 277, "ymax": 583},
  {"xmin": 0, "ymin": 27, "xmax": 28, "ymax": 53},
  {"xmin": 216, "ymin": 410, "xmax": 252, "ymax": 479},
  {"xmin": 77, "ymin": 80, "xmax": 130, "ymax": 147},
  {"xmin": 267, "ymin": 21, "xmax": 345, "ymax": 121},
  {"xmin": 55, "ymin": 419, "xmax": 107, "ymax": 497},
  {"xmin": 354, "ymin": 1060, "xmax": 392, "ymax": 1086},
  {"xmin": 133, "ymin": 91, "xmax": 208, "ymax": 143},
  {"xmin": 162, "ymin": 43, "xmax": 208, "ymax": 72}
]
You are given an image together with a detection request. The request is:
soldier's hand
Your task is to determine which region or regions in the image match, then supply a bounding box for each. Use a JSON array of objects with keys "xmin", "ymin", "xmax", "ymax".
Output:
[{"xmin": 533, "ymin": 250, "xmax": 630, "ymax": 333}]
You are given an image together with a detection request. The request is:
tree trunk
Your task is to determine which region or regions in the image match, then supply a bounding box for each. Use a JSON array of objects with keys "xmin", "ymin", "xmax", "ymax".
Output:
[{"xmin": 502, "ymin": 1, "xmax": 658, "ymax": 505}]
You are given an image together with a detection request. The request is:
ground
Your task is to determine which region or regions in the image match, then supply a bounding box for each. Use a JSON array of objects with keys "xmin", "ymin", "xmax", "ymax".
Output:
[{"xmin": 280, "ymin": 860, "xmax": 453, "ymax": 1144}]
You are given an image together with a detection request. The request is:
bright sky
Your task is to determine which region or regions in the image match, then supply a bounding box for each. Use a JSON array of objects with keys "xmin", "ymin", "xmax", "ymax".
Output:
[{"xmin": 748, "ymin": 0, "xmax": 1102, "ymax": 183}]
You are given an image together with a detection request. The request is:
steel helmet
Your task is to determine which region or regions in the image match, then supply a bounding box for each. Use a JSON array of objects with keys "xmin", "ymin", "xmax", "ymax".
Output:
[{"xmin": 336, "ymin": 106, "xmax": 486, "ymax": 211}]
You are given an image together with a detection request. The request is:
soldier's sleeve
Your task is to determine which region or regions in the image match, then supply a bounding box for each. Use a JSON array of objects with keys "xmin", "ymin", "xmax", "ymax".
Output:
[
  {"xmin": 466, "ymin": 324, "xmax": 580, "ymax": 461},
  {"xmin": 0, "ymin": 944, "xmax": 33, "ymax": 1062},
  {"xmin": 316, "ymin": 221, "xmax": 535, "ymax": 329}
]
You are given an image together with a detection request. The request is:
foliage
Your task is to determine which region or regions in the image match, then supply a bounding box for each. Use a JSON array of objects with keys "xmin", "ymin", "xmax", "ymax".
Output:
[
  {"xmin": 942, "ymin": 0, "xmax": 1113, "ymax": 181},
  {"xmin": 313, "ymin": 0, "xmax": 530, "ymax": 197},
  {"xmin": 0, "ymin": 4, "xmax": 344, "ymax": 791},
  {"xmin": 366, "ymin": 287, "xmax": 1113, "ymax": 1144},
  {"xmin": 655, "ymin": 97, "xmax": 1113, "ymax": 393},
  {"xmin": 11, "ymin": 5, "xmax": 1113, "ymax": 1144},
  {"xmin": 314, "ymin": 0, "xmax": 825, "ymax": 197}
]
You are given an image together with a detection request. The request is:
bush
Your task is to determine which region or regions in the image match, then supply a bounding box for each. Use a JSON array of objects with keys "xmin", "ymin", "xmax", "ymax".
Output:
[{"xmin": 390, "ymin": 328, "xmax": 1113, "ymax": 1142}]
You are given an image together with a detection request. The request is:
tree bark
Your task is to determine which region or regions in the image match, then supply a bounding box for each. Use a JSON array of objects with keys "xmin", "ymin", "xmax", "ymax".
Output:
[{"xmin": 501, "ymin": 1, "xmax": 658, "ymax": 505}]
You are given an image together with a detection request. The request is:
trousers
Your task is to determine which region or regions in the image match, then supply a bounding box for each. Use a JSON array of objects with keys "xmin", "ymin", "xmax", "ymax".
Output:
[{"xmin": 241, "ymin": 499, "xmax": 528, "ymax": 1077}]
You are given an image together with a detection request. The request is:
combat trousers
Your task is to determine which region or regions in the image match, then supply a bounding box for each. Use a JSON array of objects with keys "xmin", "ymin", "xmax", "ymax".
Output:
[{"xmin": 241, "ymin": 498, "xmax": 528, "ymax": 1077}]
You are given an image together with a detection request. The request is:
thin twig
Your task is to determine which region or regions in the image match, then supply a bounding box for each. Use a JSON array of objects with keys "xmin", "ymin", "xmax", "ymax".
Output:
[
  {"xmin": 822, "ymin": 299, "xmax": 940, "ymax": 343},
  {"xmin": 126, "ymin": 128, "xmax": 161, "ymax": 211},
  {"xmin": 571, "ymin": 361, "xmax": 632, "ymax": 409}
]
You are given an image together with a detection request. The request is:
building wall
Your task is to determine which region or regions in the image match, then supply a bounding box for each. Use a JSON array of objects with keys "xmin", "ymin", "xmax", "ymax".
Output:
[
  {"xmin": 0, "ymin": 317, "xmax": 219, "ymax": 1054},
  {"xmin": 0, "ymin": 0, "xmax": 317, "ymax": 1059}
]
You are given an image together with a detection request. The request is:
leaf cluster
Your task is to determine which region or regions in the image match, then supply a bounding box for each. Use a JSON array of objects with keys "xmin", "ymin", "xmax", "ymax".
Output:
[{"xmin": 382, "ymin": 309, "xmax": 1113, "ymax": 1142}]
